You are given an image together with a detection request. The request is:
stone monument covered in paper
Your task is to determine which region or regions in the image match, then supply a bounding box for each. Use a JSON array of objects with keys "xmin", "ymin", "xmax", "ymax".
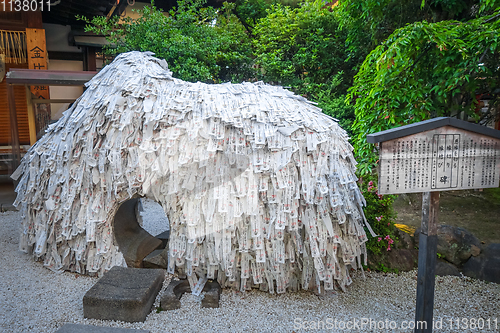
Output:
[{"xmin": 12, "ymin": 51, "xmax": 374, "ymax": 293}]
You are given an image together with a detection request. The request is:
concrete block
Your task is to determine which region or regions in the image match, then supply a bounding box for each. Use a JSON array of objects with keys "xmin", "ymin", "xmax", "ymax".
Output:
[{"xmin": 83, "ymin": 267, "xmax": 164, "ymax": 322}]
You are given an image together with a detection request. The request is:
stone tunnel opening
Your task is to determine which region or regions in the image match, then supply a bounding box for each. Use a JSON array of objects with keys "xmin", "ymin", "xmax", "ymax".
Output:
[{"xmin": 113, "ymin": 197, "xmax": 170, "ymax": 269}]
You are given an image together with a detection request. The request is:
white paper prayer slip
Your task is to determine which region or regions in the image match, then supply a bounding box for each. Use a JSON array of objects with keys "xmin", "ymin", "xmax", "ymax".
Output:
[{"xmin": 12, "ymin": 51, "xmax": 372, "ymax": 292}]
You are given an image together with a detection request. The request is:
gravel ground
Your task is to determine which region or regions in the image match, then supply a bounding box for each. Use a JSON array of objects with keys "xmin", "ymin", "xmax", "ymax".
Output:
[{"xmin": 1, "ymin": 209, "xmax": 499, "ymax": 333}]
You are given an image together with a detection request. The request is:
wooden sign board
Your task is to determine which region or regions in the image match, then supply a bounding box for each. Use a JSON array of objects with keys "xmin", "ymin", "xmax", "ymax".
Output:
[
  {"xmin": 378, "ymin": 126, "xmax": 500, "ymax": 195},
  {"xmin": 367, "ymin": 117, "xmax": 500, "ymax": 333},
  {"xmin": 25, "ymin": 28, "xmax": 49, "ymax": 100}
]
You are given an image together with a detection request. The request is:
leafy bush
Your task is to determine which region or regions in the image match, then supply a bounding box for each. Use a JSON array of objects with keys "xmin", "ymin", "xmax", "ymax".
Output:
[
  {"xmin": 253, "ymin": 1, "xmax": 355, "ymax": 89},
  {"xmin": 298, "ymin": 76, "xmax": 355, "ymax": 134},
  {"xmin": 80, "ymin": 0, "xmax": 254, "ymax": 83},
  {"xmin": 349, "ymin": 8, "xmax": 500, "ymax": 175},
  {"xmin": 233, "ymin": 0, "xmax": 302, "ymax": 30},
  {"xmin": 358, "ymin": 175, "xmax": 398, "ymax": 257},
  {"xmin": 252, "ymin": 0, "xmax": 357, "ymax": 132}
]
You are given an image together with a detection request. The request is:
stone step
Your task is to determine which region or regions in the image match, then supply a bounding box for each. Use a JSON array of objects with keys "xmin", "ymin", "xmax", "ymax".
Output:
[
  {"xmin": 56, "ymin": 323, "xmax": 149, "ymax": 332},
  {"xmin": 83, "ymin": 267, "xmax": 164, "ymax": 322}
]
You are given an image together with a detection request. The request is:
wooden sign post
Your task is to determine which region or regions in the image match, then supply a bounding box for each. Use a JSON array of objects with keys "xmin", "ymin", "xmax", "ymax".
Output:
[
  {"xmin": 25, "ymin": 28, "xmax": 50, "ymax": 144},
  {"xmin": 26, "ymin": 28, "xmax": 49, "ymax": 100},
  {"xmin": 367, "ymin": 117, "xmax": 500, "ymax": 333},
  {"xmin": 415, "ymin": 191, "xmax": 439, "ymax": 333}
]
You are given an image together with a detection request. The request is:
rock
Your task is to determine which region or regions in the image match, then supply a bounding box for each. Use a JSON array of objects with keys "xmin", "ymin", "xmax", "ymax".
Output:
[
  {"xmin": 83, "ymin": 267, "xmax": 164, "ymax": 322},
  {"xmin": 155, "ymin": 230, "xmax": 170, "ymax": 250},
  {"xmin": 114, "ymin": 198, "xmax": 163, "ymax": 268},
  {"xmin": 368, "ymin": 248, "xmax": 418, "ymax": 272},
  {"xmin": 394, "ymin": 228, "xmax": 415, "ymax": 250},
  {"xmin": 484, "ymin": 243, "xmax": 500, "ymax": 256},
  {"xmin": 435, "ymin": 259, "xmax": 460, "ymax": 277},
  {"xmin": 463, "ymin": 243, "xmax": 500, "ymax": 284},
  {"xmin": 160, "ymin": 279, "xmax": 190, "ymax": 310},
  {"xmin": 201, "ymin": 281, "xmax": 222, "ymax": 308},
  {"xmin": 415, "ymin": 225, "xmax": 481, "ymax": 266},
  {"xmin": 143, "ymin": 249, "xmax": 168, "ymax": 269},
  {"xmin": 56, "ymin": 324, "xmax": 150, "ymax": 332},
  {"xmin": 160, "ymin": 278, "xmax": 222, "ymax": 310}
]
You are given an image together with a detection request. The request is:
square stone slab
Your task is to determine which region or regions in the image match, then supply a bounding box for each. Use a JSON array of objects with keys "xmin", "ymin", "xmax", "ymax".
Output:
[
  {"xmin": 56, "ymin": 324, "xmax": 150, "ymax": 333},
  {"xmin": 83, "ymin": 266, "xmax": 164, "ymax": 322}
]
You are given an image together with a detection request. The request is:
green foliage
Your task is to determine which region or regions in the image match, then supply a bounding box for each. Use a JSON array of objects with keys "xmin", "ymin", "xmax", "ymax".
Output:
[
  {"xmin": 253, "ymin": 1, "xmax": 354, "ymax": 88},
  {"xmin": 349, "ymin": 8, "xmax": 500, "ymax": 175},
  {"xmin": 233, "ymin": 0, "xmax": 302, "ymax": 30},
  {"xmin": 298, "ymin": 76, "xmax": 355, "ymax": 134},
  {"xmin": 336, "ymin": 0, "xmax": 495, "ymax": 54},
  {"xmin": 358, "ymin": 175, "xmax": 398, "ymax": 257},
  {"xmin": 252, "ymin": 0, "xmax": 357, "ymax": 132},
  {"xmin": 376, "ymin": 262, "xmax": 400, "ymax": 274},
  {"xmin": 317, "ymin": 94, "xmax": 355, "ymax": 136},
  {"xmin": 79, "ymin": 0, "xmax": 254, "ymax": 83},
  {"xmin": 234, "ymin": 0, "xmax": 273, "ymax": 29}
]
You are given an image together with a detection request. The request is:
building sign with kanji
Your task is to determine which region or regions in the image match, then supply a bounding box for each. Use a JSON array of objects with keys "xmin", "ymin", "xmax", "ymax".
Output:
[
  {"xmin": 26, "ymin": 28, "xmax": 49, "ymax": 100},
  {"xmin": 367, "ymin": 118, "xmax": 500, "ymax": 195}
]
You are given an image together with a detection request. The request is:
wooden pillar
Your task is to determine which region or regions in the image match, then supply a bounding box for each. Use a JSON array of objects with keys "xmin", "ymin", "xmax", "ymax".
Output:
[
  {"xmin": 7, "ymin": 83, "xmax": 21, "ymax": 170},
  {"xmin": 84, "ymin": 47, "xmax": 97, "ymax": 71},
  {"xmin": 25, "ymin": 28, "xmax": 49, "ymax": 98},
  {"xmin": 415, "ymin": 191, "xmax": 440, "ymax": 333},
  {"xmin": 25, "ymin": 85, "xmax": 37, "ymax": 145},
  {"xmin": 25, "ymin": 9, "xmax": 43, "ymax": 29},
  {"xmin": 25, "ymin": 28, "xmax": 50, "ymax": 140}
]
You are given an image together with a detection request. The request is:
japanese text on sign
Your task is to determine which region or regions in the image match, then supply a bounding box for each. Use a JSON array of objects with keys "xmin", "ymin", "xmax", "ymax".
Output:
[{"xmin": 379, "ymin": 126, "xmax": 500, "ymax": 194}]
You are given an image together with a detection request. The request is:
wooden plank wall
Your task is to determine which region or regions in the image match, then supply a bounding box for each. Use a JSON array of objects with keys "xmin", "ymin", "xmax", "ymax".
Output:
[
  {"xmin": 0, "ymin": 10, "xmax": 43, "ymax": 146},
  {"xmin": 0, "ymin": 63, "xmax": 29, "ymax": 145}
]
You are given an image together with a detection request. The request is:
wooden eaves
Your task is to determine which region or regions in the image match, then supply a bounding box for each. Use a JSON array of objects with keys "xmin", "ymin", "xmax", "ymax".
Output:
[{"xmin": 6, "ymin": 69, "xmax": 97, "ymax": 171}]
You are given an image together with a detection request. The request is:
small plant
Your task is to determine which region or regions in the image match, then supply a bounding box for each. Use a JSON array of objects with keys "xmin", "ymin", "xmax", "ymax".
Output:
[
  {"xmin": 358, "ymin": 175, "xmax": 397, "ymax": 257},
  {"xmin": 377, "ymin": 234, "xmax": 394, "ymax": 252},
  {"xmin": 377, "ymin": 262, "xmax": 399, "ymax": 274}
]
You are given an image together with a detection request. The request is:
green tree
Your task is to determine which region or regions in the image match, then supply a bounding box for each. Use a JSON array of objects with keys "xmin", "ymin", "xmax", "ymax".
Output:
[
  {"xmin": 253, "ymin": 0, "xmax": 356, "ymax": 131},
  {"xmin": 80, "ymin": 0, "xmax": 254, "ymax": 83},
  {"xmin": 336, "ymin": 0, "xmax": 487, "ymax": 58},
  {"xmin": 233, "ymin": 0, "xmax": 302, "ymax": 31},
  {"xmin": 349, "ymin": 6, "xmax": 500, "ymax": 175}
]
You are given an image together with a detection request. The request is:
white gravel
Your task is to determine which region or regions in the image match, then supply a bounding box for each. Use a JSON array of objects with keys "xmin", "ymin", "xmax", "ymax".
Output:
[{"xmin": 1, "ymin": 209, "xmax": 499, "ymax": 333}]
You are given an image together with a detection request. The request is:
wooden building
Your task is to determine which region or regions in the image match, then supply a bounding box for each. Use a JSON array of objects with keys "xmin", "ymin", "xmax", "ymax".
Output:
[{"xmin": 0, "ymin": 2, "xmax": 122, "ymax": 174}]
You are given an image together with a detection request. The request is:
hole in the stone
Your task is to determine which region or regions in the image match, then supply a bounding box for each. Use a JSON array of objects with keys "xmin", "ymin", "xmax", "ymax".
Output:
[
  {"xmin": 138, "ymin": 198, "xmax": 170, "ymax": 238},
  {"xmin": 113, "ymin": 198, "xmax": 164, "ymax": 268}
]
